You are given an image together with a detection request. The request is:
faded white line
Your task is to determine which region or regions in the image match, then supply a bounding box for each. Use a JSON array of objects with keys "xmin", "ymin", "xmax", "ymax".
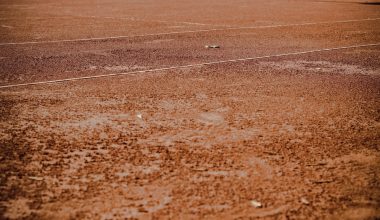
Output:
[
  {"xmin": 0, "ymin": 15, "xmax": 226, "ymax": 27},
  {"xmin": 0, "ymin": 43, "xmax": 378, "ymax": 89},
  {"xmin": 0, "ymin": 25, "xmax": 14, "ymax": 29},
  {"xmin": 0, "ymin": 18, "xmax": 379, "ymax": 46},
  {"xmin": 75, "ymin": 15, "xmax": 221, "ymax": 27},
  {"xmin": 0, "ymin": 15, "xmax": 221, "ymax": 27}
]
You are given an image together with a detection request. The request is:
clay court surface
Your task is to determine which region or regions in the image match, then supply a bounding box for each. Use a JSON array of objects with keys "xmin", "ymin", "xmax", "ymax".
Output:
[{"xmin": 0, "ymin": 0, "xmax": 380, "ymax": 219}]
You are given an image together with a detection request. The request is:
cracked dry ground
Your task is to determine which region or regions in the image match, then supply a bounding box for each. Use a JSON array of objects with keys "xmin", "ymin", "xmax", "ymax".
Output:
[{"xmin": 1, "ymin": 48, "xmax": 379, "ymax": 219}]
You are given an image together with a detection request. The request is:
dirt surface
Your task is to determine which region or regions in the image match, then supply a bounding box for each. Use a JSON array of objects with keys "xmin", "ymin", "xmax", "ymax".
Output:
[{"xmin": 0, "ymin": 0, "xmax": 380, "ymax": 219}]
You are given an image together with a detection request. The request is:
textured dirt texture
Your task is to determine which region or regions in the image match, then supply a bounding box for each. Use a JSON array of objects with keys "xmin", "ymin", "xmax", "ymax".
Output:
[{"xmin": 0, "ymin": 0, "xmax": 380, "ymax": 219}]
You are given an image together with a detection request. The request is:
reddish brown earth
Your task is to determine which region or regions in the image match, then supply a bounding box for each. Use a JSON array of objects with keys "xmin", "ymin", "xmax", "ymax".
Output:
[{"xmin": 0, "ymin": 0, "xmax": 380, "ymax": 219}]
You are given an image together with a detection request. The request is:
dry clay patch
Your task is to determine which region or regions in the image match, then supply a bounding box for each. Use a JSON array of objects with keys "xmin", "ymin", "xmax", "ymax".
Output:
[
  {"xmin": 0, "ymin": 90, "xmax": 283, "ymax": 218},
  {"xmin": 2, "ymin": 185, "xmax": 173, "ymax": 220},
  {"xmin": 311, "ymin": 150, "xmax": 380, "ymax": 219},
  {"xmin": 0, "ymin": 103, "xmax": 175, "ymax": 218},
  {"xmin": 259, "ymin": 60, "xmax": 380, "ymax": 75},
  {"xmin": 0, "ymin": 78, "xmax": 318, "ymax": 218},
  {"xmin": 36, "ymin": 185, "xmax": 174, "ymax": 220},
  {"xmin": 1, "ymin": 63, "xmax": 380, "ymax": 218}
]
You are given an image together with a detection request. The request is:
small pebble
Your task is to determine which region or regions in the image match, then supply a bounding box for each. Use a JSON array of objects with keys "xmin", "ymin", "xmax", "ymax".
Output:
[
  {"xmin": 300, "ymin": 197, "xmax": 310, "ymax": 205},
  {"xmin": 250, "ymin": 200, "xmax": 262, "ymax": 208}
]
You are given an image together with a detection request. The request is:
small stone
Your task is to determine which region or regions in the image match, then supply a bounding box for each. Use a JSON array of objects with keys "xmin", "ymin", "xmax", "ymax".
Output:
[
  {"xmin": 300, "ymin": 197, "xmax": 310, "ymax": 205},
  {"xmin": 250, "ymin": 200, "xmax": 262, "ymax": 208}
]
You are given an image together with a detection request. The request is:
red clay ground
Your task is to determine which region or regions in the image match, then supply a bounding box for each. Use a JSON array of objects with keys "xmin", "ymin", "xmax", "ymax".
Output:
[{"xmin": 0, "ymin": 0, "xmax": 380, "ymax": 219}]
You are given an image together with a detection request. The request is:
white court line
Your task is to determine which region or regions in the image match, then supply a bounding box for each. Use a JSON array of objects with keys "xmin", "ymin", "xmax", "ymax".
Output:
[
  {"xmin": 0, "ymin": 43, "xmax": 378, "ymax": 89},
  {"xmin": 0, "ymin": 18, "xmax": 379, "ymax": 46},
  {"xmin": 75, "ymin": 15, "xmax": 220, "ymax": 27},
  {"xmin": 1, "ymin": 15, "xmax": 228, "ymax": 28}
]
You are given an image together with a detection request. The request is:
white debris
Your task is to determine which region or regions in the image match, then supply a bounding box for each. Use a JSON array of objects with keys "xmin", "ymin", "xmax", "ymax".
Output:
[
  {"xmin": 205, "ymin": 45, "xmax": 220, "ymax": 49},
  {"xmin": 28, "ymin": 176, "xmax": 43, "ymax": 181},
  {"xmin": 250, "ymin": 200, "xmax": 262, "ymax": 208},
  {"xmin": 136, "ymin": 113, "xmax": 142, "ymax": 119},
  {"xmin": 300, "ymin": 197, "xmax": 310, "ymax": 205}
]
